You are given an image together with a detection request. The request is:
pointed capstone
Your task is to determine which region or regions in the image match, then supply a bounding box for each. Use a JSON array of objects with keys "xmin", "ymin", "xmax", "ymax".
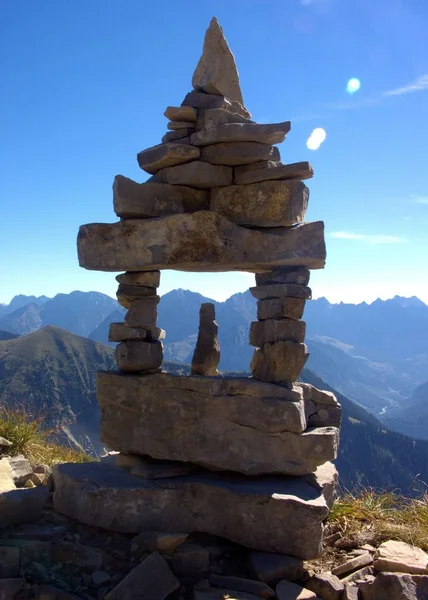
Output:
[{"xmin": 192, "ymin": 17, "xmax": 244, "ymax": 106}]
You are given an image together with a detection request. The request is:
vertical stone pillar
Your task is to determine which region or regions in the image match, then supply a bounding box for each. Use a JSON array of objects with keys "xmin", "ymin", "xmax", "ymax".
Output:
[
  {"xmin": 191, "ymin": 302, "xmax": 220, "ymax": 376},
  {"xmin": 249, "ymin": 267, "xmax": 311, "ymax": 385},
  {"xmin": 108, "ymin": 271, "xmax": 165, "ymax": 373}
]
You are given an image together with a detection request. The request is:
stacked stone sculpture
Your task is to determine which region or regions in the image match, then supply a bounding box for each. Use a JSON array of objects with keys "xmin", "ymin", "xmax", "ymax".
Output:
[{"xmin": 53, "ymin": 17, "xmax": 341, "ymax": 561}]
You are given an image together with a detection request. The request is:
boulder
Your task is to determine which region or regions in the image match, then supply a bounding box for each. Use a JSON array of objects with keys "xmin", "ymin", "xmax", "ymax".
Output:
[
  {"xmin": 116, "ymin": 284, "xmax": 157, "ymax": 309},
  {"xmin": 191, "ymin": 303, "xmax": 220, "ymax": 376},
  {"xmin": 191, "ymin": 122, "xmax": 290, "ymax": 147},
  {"xmin": 276, "ymin": 580, "xmax": 317, "ymax": 600},
  {"xmin": 249, "ymin": 319, "xmax": 306, "ymax": 346},
  {"xmin": 248, "ymin": 552, "xmax": 304, "ymax": 584},
  {"xmin": 115, "ymin": 340, "xmax": 163, "ymax": 373},
  {"xmin": 52, "ymin": 460, "xmax": 335, "ymax": 558},
  {"xmin": 373, "ymin": 573, "xmax": 428, "ymax": 600},
  {"xmin": 196, "ymin": 108, "xmax": 253, "ymax": 130},
  {"xmin": 162, "ymin": 129, "xmax": 195, "ymax": 143},
  {"xmin": 0, "ymin": 485, "xmax": 49, "ymax": 526},
  {"xmin": 164, "ymin": 106, "xmax": 197, "ymax": 122},
  {"xmin": 97, "ymin": 372, "xmax": 337, "ymax": 475},
  {"xmin": 201, "ymin": 142, "xmax": 279, "ymax": 166},
  {"xmin": 78, "ymin": 214, "xmax": 326, "ymax": 272},
  {"xmin": 104, "ymin": 551, "xmax": 179, "ymax": 600},
  {"xmin": 148, "ymin": 161, "xmax": 233, "ymax": 189},
  {"xmin": 7, "ymin": 455, "xmax": 33, "ymax": 486},
  {"xmin": 109, "ymin": 322, "xmax": 165, "ymax": 343},
  {"xmin": 137, "ymin": 143, "xmax": 200, "ymax": 174},
  {"xmin": 210, "ymin": 181, "xmax": 308, "ymax": 227},
  {"xmin": 113, "ymin": 175, "xmax": 209, "ymax": 218},
  {"xmin": 116, "ymin": 270, "xmax": 160, "ymax": 287},
  {"xmin": 125, "ymin": 297, "xmax": 160, "ymax": 328},
  {"xmin": 374, "ymin": 540, "xmax": 428, "ymax": 574},
  {"xmin": 192, "ymin": 17, "xmax": 244, "ymax": 105},
  {"xmin": 182, "ymin": 91, "xmax": 251, "ymax": 119},
  {"xmin": 257, "ymin": 298, "xmax": 306, "ymax": 321},
  {"xmin": 250, "ymin": 283, "xmax": 312, "ymax": 300},
  {"xmin": 251, "ymin": 341, "xmax": 309, "ymax": 383},
  {"xmin": 234, "ymin": 161, "xmax": 313, "ymax": 185},
  {"xmin": 167, "ymin": 120, "xmax": 196, "ymax": 130},
  {"xmin": 255, "ymin": 267, "xmax": 310, "ymax": 286},
  {"xmin": 342, "ymin": 586, "xmax": 359, "ymax": 600}
]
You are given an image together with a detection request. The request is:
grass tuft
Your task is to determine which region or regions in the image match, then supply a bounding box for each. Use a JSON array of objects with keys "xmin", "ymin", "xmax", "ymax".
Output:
[{"xmin": 0, "ymin": 405, "xmax": 90, "ymax": 466}]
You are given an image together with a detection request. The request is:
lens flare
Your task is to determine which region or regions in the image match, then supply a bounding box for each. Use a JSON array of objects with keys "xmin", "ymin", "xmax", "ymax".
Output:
[
  {"xmin": 306, "ymin": 128, "xmax": 326, "ymax": 151},
  {"xmin": 346, "ymin": 78, "xmax": 361, "ymax": 94}
]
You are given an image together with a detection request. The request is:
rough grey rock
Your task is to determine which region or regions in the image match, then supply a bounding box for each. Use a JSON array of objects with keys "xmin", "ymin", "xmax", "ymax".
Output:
[
  {"xmin": 169, "ymin": 543, "xmax": 210, "ymax": 576},
  {"xmin": 191, "ymin": 122, "xmax": 290, "ymax": 146},
  {"xmin": 167, "ymin": 120, "xmax": 196, "ymax": 130},
  {"xmin": 109, "ymin": 322, "xmax": 165, "ymax": 343},
  {"xmin": 125, "ymin": 297, "xmax": 160, "ymax": 328},
  {"xmin": 162, "ymin": 129, "xmax": 195, "ymax": 143},
  {"xmin": 300, "ymin": 384, "xmax": 342, "ymax": 429},
  {"xmin": 91, "ymin": 571, "xmax": 111, "ymax": 586},
  {"xmin": 210, "ymin": 181, "xmax": 308, "ymax": 227},
  {"xmin": 0, "ymin": 546, "xmax": 20, "ymax": 578},
  {"xmin": 332, "ymin": 553, "xmax": 373, "ymax": 577},
  {"xmin": 306, "ymin": 572, "xmax": 344, "ymax": 600},
  {"xmin": 201, "ymin": 142, "xmax": 279, "ymax": 166},
  {"xmin": 131, "ymin": 531, "xmax": 188, "ymax": 555},
  {"xmin": 342, "ymin": 586, "xmax": 359, "ymax": 600},
  {"xmin": 196, "ymin": 108, "xmax": 253, "ymax": 130},
  {"xmin": 164, "ymin": 105, "xmax": 197, "ymax": 122},
  {"xmin": 0, "ymin": 458, "xmax": 15, "ymax": 492},
  {"xmin": 148, "ymin": 161, "xmax": 233, "ymax": 189},
  {"xmin": 115, "ymin": 340, "xmax": 163, "ymax": 373},
  {"xmin": 137, "ymin": 143, "xmax": 200, "ymax": 174},
  {"xmin": 276, "ymin": 580, "xmax": 317, "ymax": 600},
  {"xmin": 52, "ymin": 460, "xmax": 335, "ymax": 558},
  {"xmin": 191, "ymin": 303, "xmax": 220, "ymax": 376},
  {"xmin": 7, "ymin": 455, "xmax": 33, "ymax": 486},
  {"xmin": 116, "ymin": 284, "xmax": 158, "ymax": 309},
  {"xmin": 372, "ymin": 572, "xmax": 428, "ymax": 600},
  {"xmin": 209, "ymin": 575, "xmax": 275, "ymax": 598},
  {"xmin": 77, "ymin": 214, "xmax": 326, "ymax": 272},
  {"xmin": 113, "ymin": 175, "xmax": 209, "ymax": 218},
  {"xmin": 249, "ymin": 319, "xmax": 306, "ymax": 346},
  {"xmin": 0, "ymin": 436, "xmax": 12, "ymax": 448},
  {"xmin": 192, "ymin": 17, "xmax": 244, "ymax": 105},
  {"xmin": 105, "ymin": 551, "xmax": 179, "ymax": 600},
  {"xmin": 257, "ymin": 298, "xmax": 306, "ymax": 321},
  {"xmin": 248, "ymin": 552, "xmax": 304, "ymax": 584},
  {"xmin": 116, "ymin": 270, "xmax": 160, "ymax": 287},
  {"xmin": 234, "ymin": 161, "xmax": 313, "ymax": 185},
  {"xmin": 374, "ymin": 540, "xmax": 428, "ymax": 574},
  {"xmin": 251, "ymin": 341, "xmax": 309, "ymax": 383},
  {"xmin": 255, "ymin": 267, "xmax": 310, "ymax": 287},
  {"xmin": 358, "ymin": 576, "xmax": 375, "ymax": 600},
  {"xmin": 97, "ymin": 372, "xmax": 337, "ymax": 475},
  {"xmin": 182, "ymin": 91, "xmax": 251, "ymax": 119},
  {"xmin": 341, "ymin": 566, "xmax": 374, "ymax": 585},
  {"xmin": 0, "ymin": 579, "xmax": 25, "ymax": 599},
  {"xmin": 250, "ymin": 284, "xmax": 312, "ymax": 301},
  {"xmin": 0, "ymin": 485, "xmax": 49, "ymax": 526}
]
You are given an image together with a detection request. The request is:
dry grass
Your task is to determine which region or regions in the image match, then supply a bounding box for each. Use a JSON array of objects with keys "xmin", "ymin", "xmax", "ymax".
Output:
[
  {"xmin": 328, "ymin": 487, "xmax": 428, "ymax": 551},
  {"xmin": 0, "ymin": 406, "xmax": 91, "ymax": 466}
]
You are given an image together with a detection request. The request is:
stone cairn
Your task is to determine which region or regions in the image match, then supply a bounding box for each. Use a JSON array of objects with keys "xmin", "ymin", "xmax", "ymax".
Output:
[{"xmin": 53, "ymin": 17, "xmax": 342, "ymax": 561}]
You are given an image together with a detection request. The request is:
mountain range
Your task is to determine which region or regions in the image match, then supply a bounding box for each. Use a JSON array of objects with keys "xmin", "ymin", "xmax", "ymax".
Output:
[
  {"xmin": 1, "ymin": 289, "xmax": 427, "ymax": 441},
  {"xmin": 1, "ymin": 325, "xmax": 428, "ymax": 495}
]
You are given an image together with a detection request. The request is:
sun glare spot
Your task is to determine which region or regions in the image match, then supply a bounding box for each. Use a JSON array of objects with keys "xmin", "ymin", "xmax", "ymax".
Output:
[
  {"xmin": 306, "ymin": 128, "xmax": 327, "ymax": 151},
  {"xmin": 346, "ymin": 78, "xmax": 361, "ymax": 94}
]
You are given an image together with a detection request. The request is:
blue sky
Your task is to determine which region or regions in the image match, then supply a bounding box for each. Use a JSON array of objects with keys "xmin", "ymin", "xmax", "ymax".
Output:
[{"xmin": 1, "ymin": 0, "xmax": 428, "ymax": 305}]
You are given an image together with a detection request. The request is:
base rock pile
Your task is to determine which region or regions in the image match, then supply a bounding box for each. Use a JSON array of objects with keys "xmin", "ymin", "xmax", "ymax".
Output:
[{"xmin": 53, "ymin": 17, "xmax": 341, "ymax": 560}]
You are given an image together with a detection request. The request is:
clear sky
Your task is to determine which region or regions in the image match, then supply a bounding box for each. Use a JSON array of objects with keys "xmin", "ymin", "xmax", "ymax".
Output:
[{"xmin": 1, "ymin": 0, "xmax": 428, "ymax": 305}]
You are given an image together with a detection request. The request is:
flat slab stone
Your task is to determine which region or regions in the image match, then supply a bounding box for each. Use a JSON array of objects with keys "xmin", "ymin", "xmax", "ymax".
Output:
[
  {"xmin": 167, "ymin": 120, "xmax": 196, "ymax": 131},
  {"xmin": 113, "ymin": 175, "xmax": 209, "ymax": 218},
  {"xmin": 116, "ymin": 270, "xmax": 160, "ymax": 287},
  {"xmin": 196, "ymin": 108, "xmax": 254, "ymax": 130},
  {"xmin": 115, "ymin": 341, "xmax": 163, "ymax": 373},
  {"xmin": 201, "ymin": 142, "xmax": 279, "ymax": 166},
  {"xmin": 116, "ymin": 284, "xmax": 157, "ymax": 309},
  {"xmin": 235, "ymin": 162, "xmax": 313, "ymax": 185},
  {"xmin": 255, "ymin": 268, "xmax": 310, "ymax": 286},
  {"xmin": 162, "ymin": 129, "xmax": 195, "ymax": 143},
  {"xmin": 210, "ymin": 181, "xmax": 308, "ymax": 227},
  {"xmin": 192, "ymin": 17, "xmax": 244, "ymax": 105},
  {"xmin": 257, "ymin": 298, "xmax": 306, "ymax": 321},
  {"xmin": 98, "ymin": 372, "xmax": 337, "ymax": 475},
  {"xmin": 164, "ymin": 106, "xmax": 197, "ymax": 122},
  {"xmin": 148, "ymin": 161, "xmax": 233, "ymax": 189},
  {"xmin": 182, "ymin": 91, "xmax": 251, "ymax": 119},
  {"xmin": 191, "ymin": 122, "xmax": 291, "ymax": 146},
  {"xmin": 108, "ymin": 322, "xmax": 165, "ymax": 342},
  {"xmin": 52, "ymin": 460, "xmax": 337, "ymax": 558},
  {"xmin": 374, "ymin": 540, "xmax": 428, "ymax": 574},
  {"xmin": 251, "ymin": 342, "xmax": 309, "ymax": 383},
  {"xmin": 249, "ymin": 319, "xmax": 306, "ymax": 346},
  {"xmin": 137, "ymin": 143, "xmax": 199, "ymax": 174},
  {"xmin": 250, "ymin": 284, "xmax": 312, "ymax": 300},
  {"xmin": 77, "ymin": 214, "xmax": 326, "ymax": 272}
]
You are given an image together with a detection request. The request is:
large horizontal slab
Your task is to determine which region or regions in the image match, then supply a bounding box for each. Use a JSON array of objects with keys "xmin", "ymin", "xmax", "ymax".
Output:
[
  {"xmin": 52, "ymin": 460, "xmax": 337, "ymax": 558},
  {"xmin": 77, "ymin": 213, "xmax": 326, "ymax": 272},
  {"xmin": 97, "ymin": 372, "xmax": 338, "ymax": 475},
  {"xmin": 191, "ymin": 122, "xmax": 291, "ymax": 146}
]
